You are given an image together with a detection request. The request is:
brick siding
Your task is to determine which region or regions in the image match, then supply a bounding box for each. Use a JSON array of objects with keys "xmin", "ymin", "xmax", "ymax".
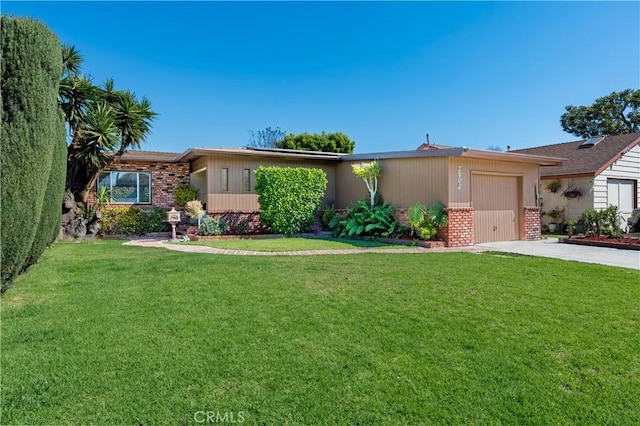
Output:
[
  {"xmin": 523, "ymin": 206, "xmax": 542, "ymax": 241},
  {"xmin": 88, "ymin": 160, "xmax": 190, "ymax": 209},
  {"xmin": 438, "ymin": 207, "xmax": 474, "ymax": 247}
]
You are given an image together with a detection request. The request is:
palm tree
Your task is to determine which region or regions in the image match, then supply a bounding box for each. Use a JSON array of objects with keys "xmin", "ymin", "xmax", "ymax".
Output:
[
  {"xmin": 60, "ymin": 46, "xmax": 157, "ymax": 198},
  {"xmin": 59, "ymin": 45, "xmax": 157, "ymax": 238}
]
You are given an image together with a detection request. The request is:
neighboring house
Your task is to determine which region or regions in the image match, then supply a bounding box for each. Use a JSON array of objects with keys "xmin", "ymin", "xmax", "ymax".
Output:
[
  {"xmin": 91, "ymin": 145, "xmax": 564, "ymax": 246},
  {"xmin": 515, "ymin": 133, "xmax": 640, "ymax": 231}
]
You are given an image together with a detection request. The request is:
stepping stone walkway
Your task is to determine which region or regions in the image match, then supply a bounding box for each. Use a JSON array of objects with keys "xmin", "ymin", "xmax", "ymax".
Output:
[{"xmin": 124, "ymin": 238, "xmax": 484, "ymax": 256}]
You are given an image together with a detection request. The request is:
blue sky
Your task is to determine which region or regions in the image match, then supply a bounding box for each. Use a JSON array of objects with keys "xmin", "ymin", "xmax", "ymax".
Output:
[{"xmin": 3, "ymin": 1, "xmax": 639, "ymax": 154}]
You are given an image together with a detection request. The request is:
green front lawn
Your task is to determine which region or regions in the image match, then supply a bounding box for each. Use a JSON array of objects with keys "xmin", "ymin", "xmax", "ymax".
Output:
[
  {"xmin": 176, "ymin": 236, "xmax": 409, "ymax": 251},
  {"xmin": 2, "ymin": 240, "xmax": 639, "ymax": 424}
]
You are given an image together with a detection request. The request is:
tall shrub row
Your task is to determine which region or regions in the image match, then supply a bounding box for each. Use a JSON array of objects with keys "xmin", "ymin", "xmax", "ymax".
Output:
[
  {"xmin": 255, "ymin": 166, "xmax": 327, "ymax": 236},
  {"xmin": 1, "ymin": 16, "xmax": 66, "ymax": 292},
  {"xmin": 99, "ymin": 207, "xmax": 170, "ymax": 235}
]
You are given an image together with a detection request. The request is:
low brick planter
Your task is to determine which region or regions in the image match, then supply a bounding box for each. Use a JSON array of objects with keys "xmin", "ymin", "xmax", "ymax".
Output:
[{"xmin": 560, "ymin": 236, "xmax": 640, "ymax": 251}]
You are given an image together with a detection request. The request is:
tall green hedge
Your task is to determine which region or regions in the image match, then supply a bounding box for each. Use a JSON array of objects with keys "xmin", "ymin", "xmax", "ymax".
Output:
[
  {"xmin": 254, "ymin": 166, "xmax": 327, "ymax": 236},
  {"xmin": 1, "ymin": 16, "xmax": 65, "ymax": 291}
]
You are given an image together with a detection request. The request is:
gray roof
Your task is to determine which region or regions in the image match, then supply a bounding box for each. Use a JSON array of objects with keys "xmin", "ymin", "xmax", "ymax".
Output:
[{"xmin": 513, "ymin": 133, "xmax": 640, "ymax": 177}]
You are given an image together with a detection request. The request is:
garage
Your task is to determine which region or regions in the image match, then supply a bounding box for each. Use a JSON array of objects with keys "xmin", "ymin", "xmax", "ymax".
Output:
[{"xmin": 472, "ymin": 173, "xmax": 520, "ymax": 243}]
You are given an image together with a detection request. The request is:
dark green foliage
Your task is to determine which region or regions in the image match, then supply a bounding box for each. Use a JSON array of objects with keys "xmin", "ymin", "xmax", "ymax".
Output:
[
  {"xmin": 407, "ymin": 202, "xmax": 448, "ymax": 240},
  {"xmin": 277, "ymin": 131, "xmax": 355, "ymax": 154},
  {"xmin": 330, "ymin": 199, "xmax": 404, "ymax": 238},
  {"xmin": 174, "ymin": 184, "xmax": 198, "ymax": 206},
  {"xmin": 22, "ymin": 123, "xmax": 67, "ymax": 271},
  {"xmin": 198, "ymin": 217, "xmax": 227, "ymax": 236},
  {"xmin": 582, "ymin": 206, "xmax": 622, "ymax": 238},
  {"xmin": 255, "ymin": 166, "xmax": 328, "ymax": 236},
  {"xmin": 99, "ymin": 207, "xmax": 170, "ymax": 235},
  {"xmin": 321, "ymin": 204, "xmax": 336, "ymax": 229},
  {"xmin": 560, "ymin": 89, "xmax": 640, "ymax": 138},
  {"xmin": 1, "ymin": 16, "xmax": 65, "ymax": 291}
]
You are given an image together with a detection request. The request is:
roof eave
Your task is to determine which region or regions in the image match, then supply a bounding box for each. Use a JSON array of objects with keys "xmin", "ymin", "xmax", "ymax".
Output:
[
  {"xmin": 592, "ymin": 135, "xmax": 640, "ymax": 177},
  {"xmin": 461, "ymin": 149, "xmax": 566, "ymax": 166},
  {"xmin": 175, "ymin": 147, "xmax": 343, "ymax": 162}
]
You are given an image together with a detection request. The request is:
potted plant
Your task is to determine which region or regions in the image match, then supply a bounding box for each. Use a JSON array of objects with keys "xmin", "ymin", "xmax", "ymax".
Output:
[
  {"xmin": 547, "ymin": 208, "xmax": 563, "ymax": 232},
  {"xmin": 546, "ymin": 180, "xmax": 562, "ymax": 194},
  {"xmin": 565, "ymin": 219, "xmax": 577, "ymax": 237}
]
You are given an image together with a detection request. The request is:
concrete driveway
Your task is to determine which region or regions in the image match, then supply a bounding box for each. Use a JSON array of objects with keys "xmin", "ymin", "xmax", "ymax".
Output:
[{"xmin": 476, "ymin": 238, "xmax": 640, "ymax": 270}]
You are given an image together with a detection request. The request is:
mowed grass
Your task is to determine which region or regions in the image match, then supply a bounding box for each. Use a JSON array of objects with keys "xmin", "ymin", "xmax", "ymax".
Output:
[
  {"xmin": 1, "ymin": 240, "xmax": 639, "ymax": 424},
  {"xmin": 177, "ymin": 236, "xmax": 409, "ymax": 251}
]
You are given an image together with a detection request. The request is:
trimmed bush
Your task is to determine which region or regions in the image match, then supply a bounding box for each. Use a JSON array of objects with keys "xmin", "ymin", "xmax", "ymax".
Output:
[
  {"xmin": 199, "ymin": 217, "xmax": 227, "ymax": 236},
  {"xmin": 174, "ymin": 184, "xmax": 198, "ymax": 206},
  {"xmin": 255, "ymin": 166, "xmax": 328, "ymax": 236},
  {"xmin": 100, "ymin": 207, "xmax": 170, "ymax": 235},
  {"xmin": 22, "ymin": 124, "xmax": 67, "ymax": 271},
  {"xmin": 1, "ymin": 16, "xmax": 65, "ymax": 291}
]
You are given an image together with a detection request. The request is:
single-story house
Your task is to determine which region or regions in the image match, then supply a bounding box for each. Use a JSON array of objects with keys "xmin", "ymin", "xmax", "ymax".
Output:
[
  {"xmin": 514, "ymin": 133, "xmax": 640, "ymax": 231},
  {"xmin": 93, "ymin": 145, "xmax": 565, "ymax": 246}
]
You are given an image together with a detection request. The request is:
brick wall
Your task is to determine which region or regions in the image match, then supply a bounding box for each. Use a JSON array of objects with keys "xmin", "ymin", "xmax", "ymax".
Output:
[
  {"xmin": 324, "ymin": 206, "xmax": 476, "ymax": 247},
  {"xmin": 438, "ymin": 207, "xmax": 474, "ymax": 247},
  {"xmin": 88, "ymin": 160, "xmax": 190, "ymax": 208},
  {"xmin": 206, "ymin": 211, "xmax": 265, "ymax": 234},
  {"xmin": 523, "ymin": 206, "xmax": 542, "ymax": 241}
]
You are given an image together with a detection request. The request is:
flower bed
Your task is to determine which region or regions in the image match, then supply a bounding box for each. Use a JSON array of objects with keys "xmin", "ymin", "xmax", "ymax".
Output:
[{"xmin": 561, "ymin": 236, "xmax": 640, "ymax": 251}]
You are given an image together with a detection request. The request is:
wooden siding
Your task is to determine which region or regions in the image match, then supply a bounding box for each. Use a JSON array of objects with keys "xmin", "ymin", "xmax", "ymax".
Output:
[
  {"xmin": 594, "ymin": 144, "xmax": 640, "ymax": 214},
  {"xmin": 200, "ymin": 155, "xmax": 337, "ymax": 212},
  {"xmin": 472, "ymin": 174, "xmax": 520, "ymax": 242},
  {"xmin": 448, "ymin": 157, "xmax": 539, "ymax": 208},
  {"xmin": 335, "ymin": 157, "xmax": 449, "ymax": 209}
]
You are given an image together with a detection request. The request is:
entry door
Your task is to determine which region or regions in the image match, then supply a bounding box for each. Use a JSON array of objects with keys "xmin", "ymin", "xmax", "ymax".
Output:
[
  {"xmin": 472, "ymin": 174, "xmax": 519, "ymax": 243},
  {"xmin": 607, "ymin": 179, "xmax": 635, "ymax": 226}
]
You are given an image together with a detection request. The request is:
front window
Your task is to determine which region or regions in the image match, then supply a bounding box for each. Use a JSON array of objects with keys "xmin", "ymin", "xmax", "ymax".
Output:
[
  {"xmin": 243, "ymin": 169, "xmax": 251, "ymax": 192},
  {"xmin": 221, "ymin": 168, "xmax": 229, "ymax": 192},
  {"xmin": 98, "ymin": 171, "xmax": 151, "ymax": 204}
]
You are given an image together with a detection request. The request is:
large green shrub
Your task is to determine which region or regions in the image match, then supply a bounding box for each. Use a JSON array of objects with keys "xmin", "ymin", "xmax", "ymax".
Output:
[
  {"xmin": 100, "ymin": 207, "xmax": 170, "ymax": 235},
  {"xmin": 1, "ymin": 16, "xmax": 65, "ymax": 291},
  {"xmin": 582, "ymin": 206, "xmax": 622, "ymax": 238},
  {"xmin": 198, "ymin": 217, "xmax": 227, "ymax": 236},
  {"xmin": 22, "ymin": 126, "xmax": 67, "ymax": 271},
  {"xmin": 255, "ymin": 166, "xmax": 328, "ymax": 236},
  {"xmin": 329, "ymin": 198, "xmax": 403, "ymax": 238},
  {"xmin": 174, "ymin": 184, "xmax": 198, "ymax": 206}
]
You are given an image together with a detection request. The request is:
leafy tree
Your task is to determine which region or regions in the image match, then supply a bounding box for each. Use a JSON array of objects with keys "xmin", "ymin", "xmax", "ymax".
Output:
[
  {"xmin": 248, "ymin": 126, "xmax": 286, "ymax": 148},
  {"xmin": 277, "ymin": 131, "xmax": 355, "ymax": 154},
  {"xmin": 352, "ymin": 161, "xmax": 382, "ymax": 208},
  {"xmin": 59, "ymin": 45, "xmax": 157, "ymax": 239},
  {"xmin": 560, "ymin": 89, "xmax": 640, "ymax": 138},
  {"xmin": 1, "ymin": 16, "xmax": 66, "ymax": 291}
]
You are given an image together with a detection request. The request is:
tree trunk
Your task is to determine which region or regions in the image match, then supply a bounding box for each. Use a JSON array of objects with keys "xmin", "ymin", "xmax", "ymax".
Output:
[{"xmin": 59, "ymin": 162, "xmax": 101, "ymax": 240}]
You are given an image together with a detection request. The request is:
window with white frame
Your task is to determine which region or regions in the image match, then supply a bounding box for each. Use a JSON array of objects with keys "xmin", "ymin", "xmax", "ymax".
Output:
[{"xmin": 98, "ymin": 171, "xmax": 151, "ymax": 204}]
